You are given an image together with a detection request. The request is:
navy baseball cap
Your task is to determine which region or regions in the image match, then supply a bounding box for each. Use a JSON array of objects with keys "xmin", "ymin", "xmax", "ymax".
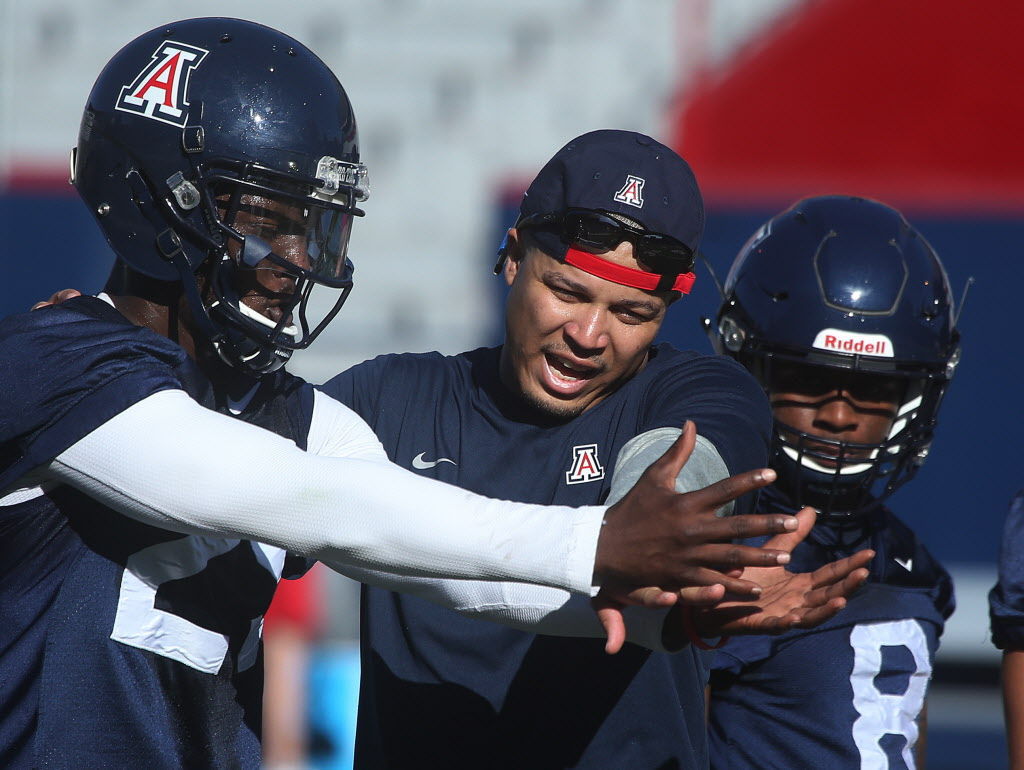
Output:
[
  {"xmin": 510, "ymin": 129, "xmax": 704, "ymax": 294},
  {"xmin": 520, "ymin": 129, "xmax": 704, "ymax": 250}
]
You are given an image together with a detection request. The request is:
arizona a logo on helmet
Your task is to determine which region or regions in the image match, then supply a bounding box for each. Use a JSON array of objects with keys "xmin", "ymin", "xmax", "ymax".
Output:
[{"xmin": 115, "ymin": 41, "xmax": 209, "ymax": 127}]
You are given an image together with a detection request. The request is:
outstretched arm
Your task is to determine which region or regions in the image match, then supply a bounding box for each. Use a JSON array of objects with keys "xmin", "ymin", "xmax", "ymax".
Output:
[
  {"xmin": 47, "ymin": 388, "xmax": 601, "ymax": 591},
  {"xmin": 44, "ymin": 391, "xmax": 800, "ymax": 600}
]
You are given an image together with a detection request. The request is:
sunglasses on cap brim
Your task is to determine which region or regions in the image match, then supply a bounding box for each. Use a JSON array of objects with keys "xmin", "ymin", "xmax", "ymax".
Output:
[{"xmin": 516, "ymin": 208, "xmax": 697, "ymax": 276}]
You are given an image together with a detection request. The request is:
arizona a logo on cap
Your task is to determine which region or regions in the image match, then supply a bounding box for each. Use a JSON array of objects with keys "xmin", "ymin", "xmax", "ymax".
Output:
[
  {"xmin": 813, "ymin": 328, "xmax": 894, "ymax": 357},
  {"xmin": 116, "ymin": 41, "xmax": 209, "ymax": 127},
  {"xmin": 613, "ymin": 175, "xmax": 645, "ymax": 208}
]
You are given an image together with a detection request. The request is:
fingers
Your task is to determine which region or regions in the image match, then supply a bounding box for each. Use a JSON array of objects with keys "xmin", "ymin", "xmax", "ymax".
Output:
[
  {"xmin": 31, "ymin": 288, "xmax": 81, "ymax": 311},
  {"xmin": 684, "ymin": 466, "xmax": 778, "ymax": 511},
  {"xmin": 786, "ymin": 597, "xmax": 849, "ymax": 630},
  {"xmin": 655, "ymin": 542, "xmax": 799, "ymax": 595},
  {"xmin": 808, "ymin": 549, "xmax": 876, "ymax": 590},
  {"xmin": 592, "ymin": 599, "xmax": 627, "ymax": 655},
  {"xmin": 642, "ymin": 420, "xmax": 697, "ymax": 490},
  {"xmin": 727, "ymin": 598, "xmax": 846, "ymax": 636},
  {"xmin": 760, "ymin": 563, "xmax": 871, "ymax": 634},
  {"xmin": 705, "ymin": 547, "xmax": 874, "ymax": 637},
  {"xmin": 691, "ymin": 570, "xmax": 764, "ymax": 597},
  {"xmin": 595, "ymin": 428, "xmax": 802, "ymax": 590},
  {"xmin": 803, "ymin": 566, "xmax": 871, "ymax": 607},
  {"xmin": 684, "ymin": 542, "xmax": 793, "ymax": 571},
  {"xmin": 761, "ymin": 507, "xmax": 817, "ymax": 553},
  {"xmin": 623, "ymin": 586, "xmax": 679, "ymax": 608},
  {"xmin": 678, "ymin": 584, "xmax": 726, "ymax": 607},
  {"xmin": 591, "ymin": 584, "xmax": 680, "ymax": 654},
  {"xmin": 593, "ymin": 581, "xmax": 712, "ymax": 656},
  {"xmin": 695, "ymin": 512, "xmax": 800, "ymax": 546}
]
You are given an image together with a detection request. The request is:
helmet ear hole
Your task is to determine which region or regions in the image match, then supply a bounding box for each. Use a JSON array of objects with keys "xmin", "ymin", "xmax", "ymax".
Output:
[{"xmin": 717, "ymin": 314, "xmax": 746, "ymax": 354}]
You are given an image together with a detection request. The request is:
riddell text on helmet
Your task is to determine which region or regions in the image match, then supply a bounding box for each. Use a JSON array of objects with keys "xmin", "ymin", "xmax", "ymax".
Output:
[{"xmin": 812, "ymin": 328, "xmax": 894, "ymax": 357}]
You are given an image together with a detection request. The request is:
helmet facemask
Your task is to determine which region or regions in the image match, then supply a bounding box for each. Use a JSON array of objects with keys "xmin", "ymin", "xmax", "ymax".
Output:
[
  {"xmin": 165, "ymin": 157, "xmax": 368, "ymax": 375},
  {"xmin": 756, "ymin": 352, "xmax": 942, "ymax": 518}
]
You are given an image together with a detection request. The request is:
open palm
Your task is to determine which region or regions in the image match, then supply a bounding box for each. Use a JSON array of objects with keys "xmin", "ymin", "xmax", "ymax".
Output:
[{"xmin": 690, "ymin": 507, "xmax": 874, "ymax": 638}]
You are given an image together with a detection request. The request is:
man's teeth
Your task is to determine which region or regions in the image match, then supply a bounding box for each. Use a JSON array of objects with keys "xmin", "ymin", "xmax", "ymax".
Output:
[{"xmin": 550, "ymin": 357, "xmax": 590, "ymax": 381}]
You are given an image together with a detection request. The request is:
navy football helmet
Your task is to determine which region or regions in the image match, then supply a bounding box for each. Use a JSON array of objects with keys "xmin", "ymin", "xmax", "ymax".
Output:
[
  {"xmin": 709, "ymin": 196, "xmax": 961, "ymax": 517},
  {"xmin": 72, "ymin": 17, "xmax": 368, "ymax": 374}
]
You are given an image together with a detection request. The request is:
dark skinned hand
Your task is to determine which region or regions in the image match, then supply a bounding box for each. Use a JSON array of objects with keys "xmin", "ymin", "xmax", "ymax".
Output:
[
  {"xmin": 593, "ymin": 420, "xmax": 805, "ymax": 652},
  {"xmin": 649, "ymin": 507, "xmax": 874, "ymax": 652},
  {"xmin": 597, "ymin": 507, "xmax": 873, "ymax": 654}
]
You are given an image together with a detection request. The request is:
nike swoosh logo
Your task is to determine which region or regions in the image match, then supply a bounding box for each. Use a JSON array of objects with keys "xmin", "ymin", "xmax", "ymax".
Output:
[
  {"xmin": 894, "ymin": 557, "xmax": 913, "ymax": 571},
  {"xmin": 412, "ymin": 452, "xmax": 457, "ymax": 470},
  {"xmin": 226, "ymin": 384, "xmax": 260, "ymax": 415}
]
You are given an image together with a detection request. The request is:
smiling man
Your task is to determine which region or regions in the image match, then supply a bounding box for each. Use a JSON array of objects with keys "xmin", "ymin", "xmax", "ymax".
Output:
[
  {"xmin": 322, "ymin": 132, "xmax": 872, "ymax": 769},
  {"xmin": 500, "ymin": 225, "xmax": 675, "ymax": 417}
]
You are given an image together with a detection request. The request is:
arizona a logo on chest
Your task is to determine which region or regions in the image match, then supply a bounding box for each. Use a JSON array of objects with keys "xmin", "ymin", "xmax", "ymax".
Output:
[
  {"xmin": 565, "ymin": 443, "xmax": 605, "ymax": 485},
  {"xmin": 115, "ymin": 41, "xmax": 209, "ymax": 127}
]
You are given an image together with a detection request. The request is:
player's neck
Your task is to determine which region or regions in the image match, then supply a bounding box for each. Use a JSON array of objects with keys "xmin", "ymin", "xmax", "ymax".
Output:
[
  {"xmin": 104, "ymin": 264, "xmax": 200, "ymax": 359},
  {"xmin": 107, "ymin": 293, "xmax": 199, "ymax": 360}
]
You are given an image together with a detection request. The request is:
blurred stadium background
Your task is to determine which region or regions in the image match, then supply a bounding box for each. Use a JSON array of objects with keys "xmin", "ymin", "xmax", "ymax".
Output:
[{"xmin": 2, "ymin": 0, "xmax": 1020, "ymax": 766}]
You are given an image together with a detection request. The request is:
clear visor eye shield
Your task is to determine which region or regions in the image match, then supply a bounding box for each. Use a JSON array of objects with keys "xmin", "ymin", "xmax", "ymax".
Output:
[
  {"xmin": 206, "ymin": 156, "xmax": 369, "ymax": 349},
  {"xmin": 495, "ymin": 208, "xmax": 698, "ymax": 294}
]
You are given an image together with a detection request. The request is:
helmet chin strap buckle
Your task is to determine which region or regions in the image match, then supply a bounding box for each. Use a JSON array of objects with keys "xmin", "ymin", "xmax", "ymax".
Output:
[{"xmin": 156, "ymin": 228, "xmax": 185, "ymax": 262}]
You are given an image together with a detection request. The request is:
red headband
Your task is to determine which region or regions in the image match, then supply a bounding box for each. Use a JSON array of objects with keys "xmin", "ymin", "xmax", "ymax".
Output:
[{"xmin": 563, "ymin": 246, "xmax": 696, "ymax": 294}]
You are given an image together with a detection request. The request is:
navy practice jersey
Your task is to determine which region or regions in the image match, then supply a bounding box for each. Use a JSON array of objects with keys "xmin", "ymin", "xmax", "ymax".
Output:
[
  {"xmin": 707, "ymin": 486, "xmax": 954, "ymax": 770},
  {"xmin": 321, "ymin": 343, "xmax": 771, "ymax": 770},
  {"xmin": 0, "ymin": 297, "xmax": 312, "ymax": 768},
  {"xmin": 989, "ymin": 489, "xmax": 1024, "ymax": 650}
]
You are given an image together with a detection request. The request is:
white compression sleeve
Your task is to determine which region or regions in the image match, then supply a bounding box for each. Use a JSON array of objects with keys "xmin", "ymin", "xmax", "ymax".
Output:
[
  {"xmin": 48, "ymin": 389, "xmax": 604, "ymax": 594},
  {"xmin": 304, "ymin": 388, "xmax": 391, "ymax": 462}
]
